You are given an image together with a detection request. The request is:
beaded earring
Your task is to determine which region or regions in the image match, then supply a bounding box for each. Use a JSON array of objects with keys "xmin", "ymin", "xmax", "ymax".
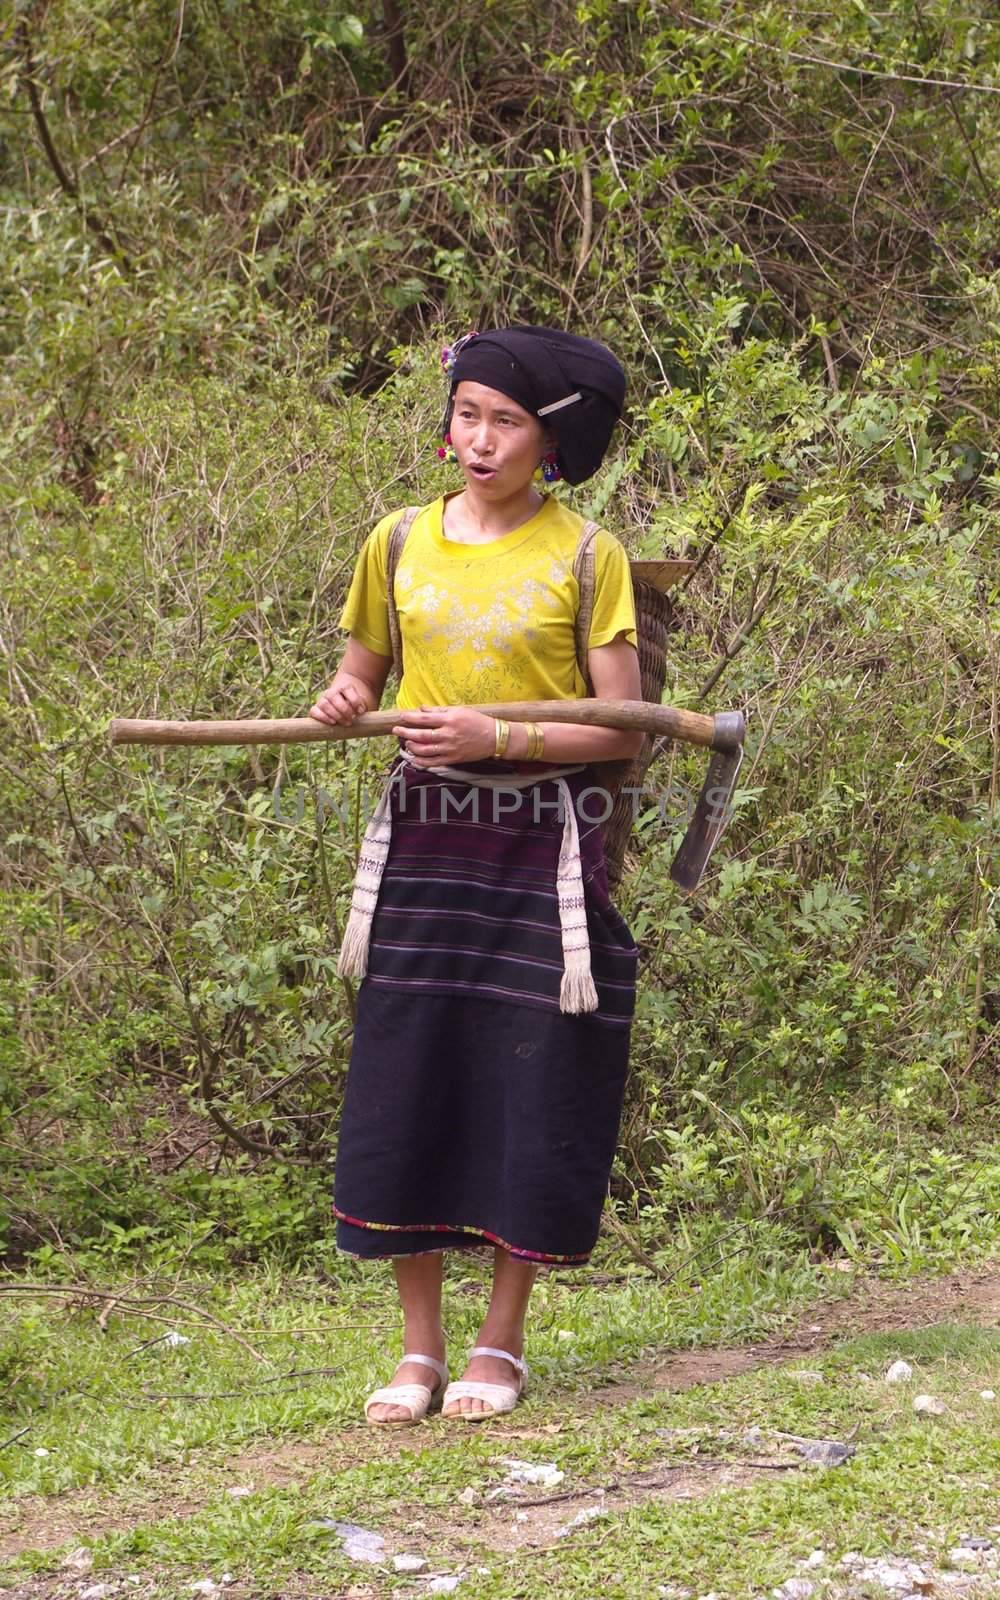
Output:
[
  {"xmin": 539, "ymin": 448, "xmax": 562, "ymax": 484},
  {"xmin": 440, "ymin": 331, "xmax": 478, "ymax": 376},
  {"xmin": 437, "ymin": 431, "xmax": 457, "ymax": 465}
]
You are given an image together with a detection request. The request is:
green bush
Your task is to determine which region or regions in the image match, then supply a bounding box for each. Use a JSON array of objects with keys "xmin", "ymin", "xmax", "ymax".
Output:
[{"xmin": 2, "ymin": 1, "xmax": 998, "ymax": 1272}]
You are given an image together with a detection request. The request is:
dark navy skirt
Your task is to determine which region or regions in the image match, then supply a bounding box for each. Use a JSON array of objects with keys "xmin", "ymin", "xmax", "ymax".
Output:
[{"xmin": 333, "ymin": 760, "xmax": 637, "ymax": 1265}]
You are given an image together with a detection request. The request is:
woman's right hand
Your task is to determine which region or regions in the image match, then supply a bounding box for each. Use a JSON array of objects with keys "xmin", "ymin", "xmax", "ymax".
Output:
[{"xmin": 309, "ymin": 679, "xmax": 369, "ymax": 725}]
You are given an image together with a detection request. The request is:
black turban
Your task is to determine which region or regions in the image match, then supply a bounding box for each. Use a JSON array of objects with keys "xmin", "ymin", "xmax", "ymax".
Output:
[{"xmin": 447, "ymin": 325, "xmax": 626, "ymax": 486}]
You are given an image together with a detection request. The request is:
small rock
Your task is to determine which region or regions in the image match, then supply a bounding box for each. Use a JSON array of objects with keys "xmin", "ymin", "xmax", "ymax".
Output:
[
  {"xmin": 61, "ymin": 1548, "xmax": 94, "ymax": 1573},
  {"xmin": 556, "ymin": 1507, "xmax": 609, "ymax": 1538},
  {"xmin": 191, "ymin": 1583, "xmax": 218, "ymax": 1597},
  {"xmin": 802, "ymin": 1551, "xmax": 826, "ymax": 1569},
  {"xmin": 331, "ymin": 1523, "xmax": 386, "ymax": 1565},
  {"xmin": 773, "ymin": 1579, "xmax": 814, "ymax": 1598},
  {"xmin": 838, "ymin": 1553, "xmax": 863, "ymax": 1569},
  {"xmin": 219, "ymin": 1577, "xmax": 234, "ymax": 1587},
  {"xmin": 162, "ymin": 1330, "xmax": 191, "ymax": 1347},
  {"xmin": 949, "ymin": 1548, "xmax": 978, "ymax": 1566},
  {"xmin": 556, "ymin": 1329, "xmax": 576, "ymax": 1340},
  {"xmin": 959, "ymin": 1536, "xmax": 994, "ymax": 1551},
  {"xmin": 33, "ymin": 1447, "xmax": 50, "ymax": 1458},
  {"xmin": 457, "ymin": 1486, "xmax": 477, "ymax": 1506},
  {"xmin": 785, "ymin": 1435, "xmax": 855, "ymax": 1467},
  {"xmin": 885, "ymin": 1360, "xmax": 914, "ymax": 1384},
  {"xmin": 868, "ymin": 1560, "xmax": 926, "ymax": 1592},
  {"xmin": 393, "ymin": 1554, "xmax": 428, "ymax": 1574},
  {"xmin": 913, "ymin": 1394, "xmax": 946, "ymax": 1416},
  {"xmin": 743, "ymin": 1427, "xmax": 766, "ymax": 1450},
  {"xmin": 225, "ymin": 1485, "xmax": 252, "ymax": 1498},
  {"xmin": 981, "ymin": 1389, "xmax": 996, "ymax": 1401},
  {"xmin": 426, "ymin": 1578, "xmax": 463, "ymax": 1595},
  {"xmin": 81, "ymin": 1587, "xmax": 111, "ymax": 1600},
  {"xmin": 788, "ymin": 1371, "xmax": 825, "ymax": 1385},
  {"xmin": 499, "ymin": 1457, "xmax": 564, "ymax": 1488}
]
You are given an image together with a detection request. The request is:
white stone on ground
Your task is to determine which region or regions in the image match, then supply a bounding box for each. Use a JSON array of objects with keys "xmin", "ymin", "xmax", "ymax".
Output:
[
  {"xmin": 885, "ymin": 1360, "xmax": 914, "ymax": 1383},
  {"xmin": 499, "ymin": 1457, "xmax": 564, "ymax": 1487},
  {"xmin": 330, "ymin": 1522, "xmax": 386, "ymax": 1564},
  {"xmin": 556, "ymin": 1506, "xmax": 609, "ymax": 1538},
  {"xmin": 773, "ymin": 1578, "xmax": 814, "ymax": 1598},
  {"xmin": 392, "ymin": 1554, "xmax": 428, "ymax": 1574},
  {"xmin": 61, "ymin": 1548, "xmax": 94, "ymax": 1572},
  {"xmin": 912, "ymin": 1394, "xmax": 946, "ymax": 1415}
]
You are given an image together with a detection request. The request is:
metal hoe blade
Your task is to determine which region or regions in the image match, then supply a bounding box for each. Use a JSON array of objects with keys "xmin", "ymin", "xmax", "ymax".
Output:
[{"xmin": 669, "ymin": 711, "xmax": 746, "ymax": 892}]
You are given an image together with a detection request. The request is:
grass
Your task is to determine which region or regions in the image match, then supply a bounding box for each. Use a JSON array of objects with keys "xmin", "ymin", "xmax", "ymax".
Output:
[
  {"xmin": 2, "ymin": 1255, "xmax": 999, "ymax": 1597},
  {"xmin": 0, "ymin": 1237, "xmax": 821, "ymax": 1505}
]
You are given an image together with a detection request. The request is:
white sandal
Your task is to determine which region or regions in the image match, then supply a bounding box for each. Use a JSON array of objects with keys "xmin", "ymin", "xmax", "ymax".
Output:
[
  {"xmin": 364, "ymin": 1353, "xmax": 449, "ymax": 1427},
  {"xmin": 441, "ymin": 1345, "xmax": 528, "ymax": 1421}
]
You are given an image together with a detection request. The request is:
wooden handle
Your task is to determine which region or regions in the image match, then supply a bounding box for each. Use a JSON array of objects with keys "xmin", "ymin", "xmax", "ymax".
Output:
[{"xmin": 110, "ymin": 698, "xmax": 740, "ymax": 751}]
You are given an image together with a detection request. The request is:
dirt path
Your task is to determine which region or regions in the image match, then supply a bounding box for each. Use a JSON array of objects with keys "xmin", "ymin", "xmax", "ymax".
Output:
[{"xmin": 2, "ymin": 1264, "xmax": 998, "ymax": 1565}]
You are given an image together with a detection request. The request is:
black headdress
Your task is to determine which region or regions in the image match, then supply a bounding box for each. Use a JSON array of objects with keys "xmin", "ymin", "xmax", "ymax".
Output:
[{"xmin": 445, "ymin": 325, "xmax": 626, "ymax": 486}]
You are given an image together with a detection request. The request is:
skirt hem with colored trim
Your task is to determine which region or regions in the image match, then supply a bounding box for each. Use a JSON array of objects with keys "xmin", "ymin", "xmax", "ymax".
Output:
[{"xmin": 334, "ymin": 1208, "xmax": 593, "ymax": 1266}]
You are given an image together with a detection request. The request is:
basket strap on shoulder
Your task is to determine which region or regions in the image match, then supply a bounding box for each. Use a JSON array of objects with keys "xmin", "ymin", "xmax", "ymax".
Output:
[
  {"xmin": 385, "ymin": 505, "xmax": 421, "ymax": 683},
  {"xmin": 572, "ymin": 519, "xmax": 601, "ymax": 692}
]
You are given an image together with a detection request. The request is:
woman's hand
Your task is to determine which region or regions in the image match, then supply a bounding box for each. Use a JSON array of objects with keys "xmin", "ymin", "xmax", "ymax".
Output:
[
  {"xmin": 309, "ymin": 679, "xmax": 369, "ymax": 725},
  {"xmin": 392, "ymin": 706, "xmax": 497, "ymax": 767},
  {"xmin": 309, "ymin": 642, "xmax": 392, "ymax": 727}
]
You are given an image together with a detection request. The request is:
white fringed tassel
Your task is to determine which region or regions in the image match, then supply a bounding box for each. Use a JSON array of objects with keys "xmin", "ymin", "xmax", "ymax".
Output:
[
  {"xmin": 337, "ymin": 775, "xmax": 395, "ymax": 979},
  {"xmin": 555, "ymin": 777, "xmax": 599, "ymax": 1015}
]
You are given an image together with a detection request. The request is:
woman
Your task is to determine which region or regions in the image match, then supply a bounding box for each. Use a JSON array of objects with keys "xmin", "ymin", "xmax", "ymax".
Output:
[{"xmin": 310, "ymin": 325, "xmax": 642, "ymax": 1424}]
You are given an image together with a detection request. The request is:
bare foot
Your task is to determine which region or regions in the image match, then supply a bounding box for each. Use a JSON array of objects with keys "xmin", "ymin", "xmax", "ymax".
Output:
[
  {"xmin": 367, "ymin": 1355, "xmax": 446, "ymax": 1424},
  {"xmin": 442, "ymin": 1350, "xmax": 524, "ymax": 1418}
]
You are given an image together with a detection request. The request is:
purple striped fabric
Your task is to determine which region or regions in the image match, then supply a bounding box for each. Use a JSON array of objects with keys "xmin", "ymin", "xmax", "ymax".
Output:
[{"xmin": 362, "ymin": 759, "xmax": 637, "ymax": 1027}]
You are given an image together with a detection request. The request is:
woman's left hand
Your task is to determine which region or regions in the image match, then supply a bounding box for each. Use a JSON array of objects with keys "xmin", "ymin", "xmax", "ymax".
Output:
[{"xmin": 392, "ymin": 707, "xmax": 497, "ymax": 767}]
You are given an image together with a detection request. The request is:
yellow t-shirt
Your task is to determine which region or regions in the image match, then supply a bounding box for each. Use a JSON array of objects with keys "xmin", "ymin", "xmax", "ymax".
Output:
[{"xmin": 339, "ymin": 494, "xmax": 637, "ymax": 709}]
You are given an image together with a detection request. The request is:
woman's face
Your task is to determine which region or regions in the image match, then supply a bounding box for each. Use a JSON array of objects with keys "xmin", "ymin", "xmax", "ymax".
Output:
[{"xmin": 449, "ymin": 380, "xmax": 548, "ymax": 496}]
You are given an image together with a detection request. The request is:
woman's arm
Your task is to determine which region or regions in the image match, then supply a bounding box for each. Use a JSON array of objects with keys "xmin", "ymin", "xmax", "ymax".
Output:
[
  {"xmin": 504, "ymin": 632, "xmax": 644, "ymax": 762},
  {"xmin": 512, "ymin": 630, "xmax": 643, "ymax": 761},
  {"xmin": 309, "ymin": 636, "xmax": 393, "ymax": 725},
  {"xmin": 393, "ymin": 634, "xmax": 645, "ymax": 766}
]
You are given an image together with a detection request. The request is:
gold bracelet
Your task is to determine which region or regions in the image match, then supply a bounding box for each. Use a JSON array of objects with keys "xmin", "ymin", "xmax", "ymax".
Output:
[
  {"xmin": 524, "ymin": 721, "xmax": 545, "ymax": 761},
  {"xmin": 494, "ymin": 717, "xmax": 510, "ymax": 758}
]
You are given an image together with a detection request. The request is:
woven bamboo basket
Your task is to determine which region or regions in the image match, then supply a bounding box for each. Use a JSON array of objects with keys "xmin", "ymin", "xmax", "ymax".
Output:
[{"xmin": 596, "ymin": 559, "xmax": 693, "ymax": 888}]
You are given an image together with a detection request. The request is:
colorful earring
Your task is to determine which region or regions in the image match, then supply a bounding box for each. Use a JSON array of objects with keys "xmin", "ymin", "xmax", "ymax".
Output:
[
  {"xmin": 440, "ymin": 330, "xmax": 479, "ymax": 376},
  {"xmin": 539, "ymin": 448, "xmax": 562, "ymax": 484},
  {"xmin": 437, "ymin": 431, "xmax": 458, "ymax": 465}
]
